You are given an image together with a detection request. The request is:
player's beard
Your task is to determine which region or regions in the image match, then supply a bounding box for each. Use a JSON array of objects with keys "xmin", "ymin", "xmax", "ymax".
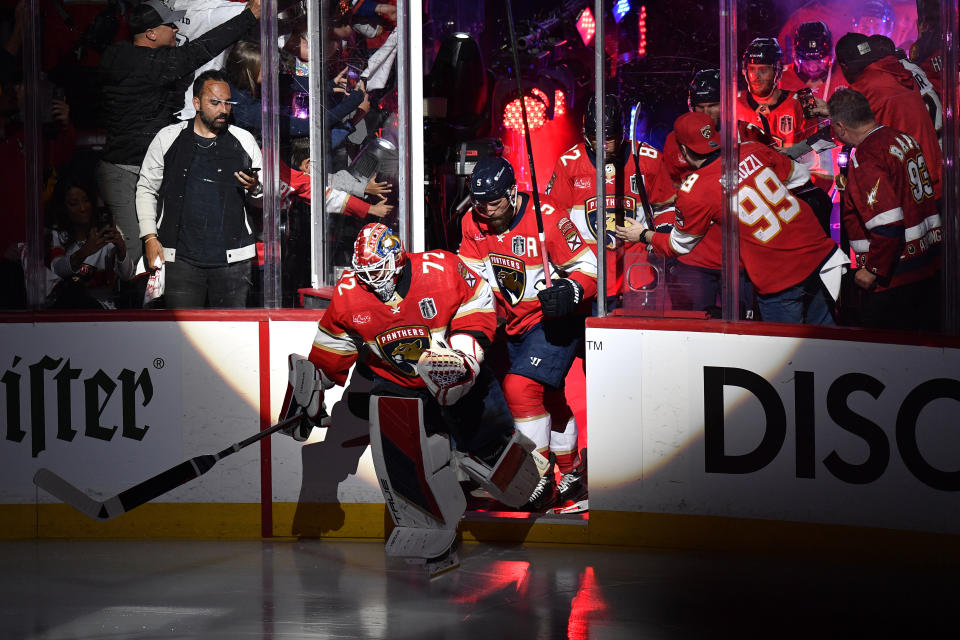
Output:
[{"xmin": 749, "ymin": 79, "xmax": 775, "ymax": 99}]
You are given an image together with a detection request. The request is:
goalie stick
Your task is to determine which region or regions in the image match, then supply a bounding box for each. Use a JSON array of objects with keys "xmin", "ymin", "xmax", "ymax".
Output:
[{"xmin": 34, "ymin": 412, "xmax": 326, "ymax": 521}]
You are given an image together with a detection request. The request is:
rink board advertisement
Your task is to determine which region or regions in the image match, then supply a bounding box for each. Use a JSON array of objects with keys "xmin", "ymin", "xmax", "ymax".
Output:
[
  {"xmin": 0, "ymin": 321, "xmax": 263, "ymax": 504},
  {"xmin": 585, "ymin": 325, "xmax": 960, "ymax": 535}
]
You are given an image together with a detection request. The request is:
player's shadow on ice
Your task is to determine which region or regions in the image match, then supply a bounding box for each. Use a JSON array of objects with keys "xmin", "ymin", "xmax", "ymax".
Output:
[{"xmin": 292, "ymin": 373, "xmax": 374, "ymax": 536}]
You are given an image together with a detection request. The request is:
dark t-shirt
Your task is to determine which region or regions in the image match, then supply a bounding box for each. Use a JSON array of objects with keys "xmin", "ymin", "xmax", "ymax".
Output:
[{"xmin": 177, "ymin": 133, "xmax": 229, "ymax": 266}]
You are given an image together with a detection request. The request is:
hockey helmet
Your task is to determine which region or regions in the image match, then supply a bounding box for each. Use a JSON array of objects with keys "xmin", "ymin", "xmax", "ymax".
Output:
[
  {"xmin": 352, "ymin": 223, "xmax": 406, "ymax": 301},
  {"xmin": 687, "ymin": 68, "xmax": 721, "ymax": 109},
  {"xmin": 469, "ymin": 156, "xmax": 516, "ymax": 203},
  {"xmin": 855, "ymin": 0, "xmax": 895, "ymax": 38},
  {"xmin": 583, "ymin": 94, "xmax": 625, "ymax": 150},
  {"xmin": 794, "ymin": 21, "xmax": 832, "ymax": 61},
  {"xmin": 742, "ymin": 37, "xmax": 783, "ymax": 81}
]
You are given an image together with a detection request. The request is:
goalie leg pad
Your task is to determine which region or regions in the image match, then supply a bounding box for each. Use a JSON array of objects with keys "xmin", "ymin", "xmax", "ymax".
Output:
[
  {"xmin": 369, "ymin": 395, "xmax": 466, "ymax": 547},
  {"xmin": 458, "ymin": 430, "xmax": 550, "ymax": 508}
]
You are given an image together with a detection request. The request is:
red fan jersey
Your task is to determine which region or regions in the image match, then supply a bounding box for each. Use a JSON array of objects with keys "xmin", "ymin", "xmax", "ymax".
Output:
[
  {"xmin": 736, "ymin": 89, "xmax": 820, "ymax": 149},
  {"xmin": 545, "ymin": 142, "xmax": 675, "ymax": 297},
  {"xmin": 651, "ymin": 142, "xmax": 837, "ymax": 295},
  {"xmin": 459, "ymin": 191, "xmax": 598, "ymax": 336},
  {"xmin": 851, "ymin": 56, "xmax": 943, "ymax": 198},
  {"xmin": 308, "ymin": 250, "xmax": 496, "ymax": 388},
  {"xmin": 841, "ymin": 126, "xmax": 942, "ymax": 290}
]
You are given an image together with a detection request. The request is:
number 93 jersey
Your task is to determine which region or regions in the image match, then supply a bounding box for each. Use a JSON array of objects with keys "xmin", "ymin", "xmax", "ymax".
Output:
[
  {"xmin": 653, "ymin": 142, "xmax": 837, "ymax": 295},
  {"xmin": 308, "ymin": 250, "xmax": 497, "ymax": 388}
]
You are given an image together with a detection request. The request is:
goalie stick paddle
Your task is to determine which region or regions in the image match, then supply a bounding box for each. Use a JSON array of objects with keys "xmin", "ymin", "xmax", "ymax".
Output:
[
  {"xmin": 34, "ymin": 412, "xmax": 315, "ymax": 521},
  {"xmin": 505, "ymin": 0, "xmax": 552, "ymax": 287}
]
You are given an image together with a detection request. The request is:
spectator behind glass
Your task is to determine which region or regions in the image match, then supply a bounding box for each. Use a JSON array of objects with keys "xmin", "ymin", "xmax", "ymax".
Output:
[
  {"xmin": 96, "ymin": 0, "xmax": 261, "ymax": 271},
  {"xmin": 1, "ymin": 3, "xmax": 77, "ymax": 309},
  {"xmin": 47, "ymin": 175, "xmax": 134, "ymax": 309},
  {"xmin": 224, "ymin": 40, "xmax": 311, "ymax": 140}
]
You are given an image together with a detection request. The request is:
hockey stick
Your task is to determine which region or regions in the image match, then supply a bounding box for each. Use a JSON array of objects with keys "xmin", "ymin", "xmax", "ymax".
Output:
[
  {"xmin": 629, "ymin": 102, "xmax": 656, "ymax": 229},
  {"xmin": 34, "ymin": 412, "xmax": 320, "ymax": 521},
  {"xmin": 504, "ymin": 0, "xmax": 551, "ymax": 287}
]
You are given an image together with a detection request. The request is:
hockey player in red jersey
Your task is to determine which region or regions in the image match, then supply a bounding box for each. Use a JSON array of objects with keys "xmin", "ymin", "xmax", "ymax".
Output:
[
  {"xmin": 459, "ymin": 156, "xmax": 598, "ymax": 512},
  {"xmin": 546, "ymin": 94, "xmax": 675, "ymax": 309},
  {"xmin": 780, "ymin": 21, "xmax": 848, "ymax": 101},
  {"xmin": 655, "ymin": 69, "xmax": 754, "ymax": 317},
  {"xmin": 637, "ymin": 112, "xmax": 848, "ymax": 325},
  {"xmin": 737, "ymin": 38, "xmax": 821, "ymax": 149},
  {"xmin": 828, "ymin": 89, "xmax": 942, "ymax": 330},
  {"xmin": 280, "ymin": 223, "xmax": 547, "ymax": 574},
  {"xmin": 835, "ymin": 32, "xmax": 943, "ymax": 198}
]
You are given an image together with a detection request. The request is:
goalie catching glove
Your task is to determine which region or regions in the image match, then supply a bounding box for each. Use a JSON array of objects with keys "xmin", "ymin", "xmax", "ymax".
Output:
[
  {"xmin": 279, "ymin": 354, "xmax": 333, "ymax": 441},
  {"xmin": 537, "ymin": 277, "xmax": 584, "ymax": 317},
  {"xmin": 417, "ymin": 334, "xmax": 483, "ymax": 406}
]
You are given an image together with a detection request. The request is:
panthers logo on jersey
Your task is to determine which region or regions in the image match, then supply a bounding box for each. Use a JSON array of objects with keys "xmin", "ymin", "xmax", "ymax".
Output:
[
  {"xmin": 489, "ymin": 252, "xmax": 526, "ymax": 306},
  {"xmin": 375, "ymin": 325, "xmax": 431, "ymax": 377},
  {"xmin": 585, "ymin": 196, "xmax": 637, "ymax": 248}
]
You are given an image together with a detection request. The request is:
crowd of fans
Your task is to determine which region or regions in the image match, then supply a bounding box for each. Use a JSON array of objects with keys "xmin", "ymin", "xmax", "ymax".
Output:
[
  {"xmin": 0, "ymin": 0, "xmax": 951, "ymax": 330},
  {"xmin": 0, "ymin": 0, "xmax": 397, "ymax": 309}
]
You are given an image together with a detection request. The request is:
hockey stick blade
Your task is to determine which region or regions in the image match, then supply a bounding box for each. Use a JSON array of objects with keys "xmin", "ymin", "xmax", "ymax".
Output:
[
  {"xmin": 33, "ymin": 412, "xmax": 310, "ymax": 521},
  {"xmin": 33, "ymin": 468, "xmax": 107, "ymax": 520}
]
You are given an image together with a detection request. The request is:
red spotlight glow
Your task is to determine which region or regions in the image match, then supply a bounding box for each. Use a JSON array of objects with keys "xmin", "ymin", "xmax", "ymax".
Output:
[
  {"xmin": 637, "ymin": 6, "xmax": 648, "ymax": 57},
  {"xmin": 576, "ymin": 7, "xmax": 596, "ymax": 46},
  {"xmin": 503, "ymin": 96, "xmax": 547, "ymax": 132},
  {"xmin": 554, "ymin": 90, "xmax": 566, "ymax": 116}
]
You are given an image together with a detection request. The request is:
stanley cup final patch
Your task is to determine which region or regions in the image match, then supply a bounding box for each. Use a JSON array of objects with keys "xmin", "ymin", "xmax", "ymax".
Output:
[
  {"xmin": 779, "ymin": 114, "xmax": 794, "ymax": 135},
  {"xmin": 513, "ymin": 236, "xmax": 526, "ymax": 257},
  {"xmin": 418, "ymin": 297, "xmax": 437, "ymax": 319}
]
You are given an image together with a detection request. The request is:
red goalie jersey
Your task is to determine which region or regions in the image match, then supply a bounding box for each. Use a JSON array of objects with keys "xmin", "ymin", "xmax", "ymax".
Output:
[
  {"xmin": 459, "ymin": 191, "xmax": 598, "ymax": 336},
  {"xmin": 651, "ymin": 142, "xmax": 837, "ymax": 295},
  {"xmin": 308, "ymin": 250, "xmax": 496, "ymax": 388},
  {"xmin": 545, "ymin": 142, "xmax": 675, "ymax": 297}
]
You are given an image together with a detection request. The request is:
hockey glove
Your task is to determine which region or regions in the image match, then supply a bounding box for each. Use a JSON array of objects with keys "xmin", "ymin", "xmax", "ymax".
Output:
[
  {"xmin": 418, "ymin": 347, "xmax": 480, "ymax": 407},
  {"xmin": 537, "ymin": 277, "xmax": 584, "ymax": 317},
  {"xmin": 279, "ymin": 354, "xmax": 331, "ymax": 441}
]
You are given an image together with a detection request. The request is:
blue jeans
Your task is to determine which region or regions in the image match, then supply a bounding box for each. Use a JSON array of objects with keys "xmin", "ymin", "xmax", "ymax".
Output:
[
  {"xmin": 757, "ymin": 272, "xmax": 836, "ymax": 325},
  {"xmin": 164, "ymin": 258, "xmax": 253, "ymax": 308}
]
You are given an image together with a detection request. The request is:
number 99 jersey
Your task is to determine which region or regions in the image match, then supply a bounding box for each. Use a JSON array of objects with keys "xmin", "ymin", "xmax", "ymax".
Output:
[
  {"xmin": 308, "ymin": 250, "xmax": 497, "ymax": 388},
  {"xmin": 652, "ymin": 142, "xmax": 837, "ymax": 295}
]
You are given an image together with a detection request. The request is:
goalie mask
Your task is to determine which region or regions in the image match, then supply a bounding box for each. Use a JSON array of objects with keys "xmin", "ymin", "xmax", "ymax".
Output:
[
  {"xmin": 352, "ymin": 223, "xmax": 406, "ymax": 301},
  {"xmin": 583, "ymin": 94, "xmax": 625, "ymax": 153}
]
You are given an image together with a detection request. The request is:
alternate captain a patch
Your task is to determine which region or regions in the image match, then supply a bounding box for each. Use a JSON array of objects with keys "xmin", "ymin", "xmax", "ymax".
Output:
[
  {"xmin": 376, "ymin": 325, "xmax": 431, "ymax": 376},
  {"xmin": 489, "ymin": 252, "xmax": 526, "ymax": 306}
]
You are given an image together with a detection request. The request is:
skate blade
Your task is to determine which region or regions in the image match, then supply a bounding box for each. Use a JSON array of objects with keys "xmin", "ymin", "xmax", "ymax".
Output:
[
  {"xmin": 553, "ymin": 499, "xmax": 589, "ymax": 514},
  {"xmin": 426, "ymin": 551, "xmax": 460, "ymax": 578}
]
